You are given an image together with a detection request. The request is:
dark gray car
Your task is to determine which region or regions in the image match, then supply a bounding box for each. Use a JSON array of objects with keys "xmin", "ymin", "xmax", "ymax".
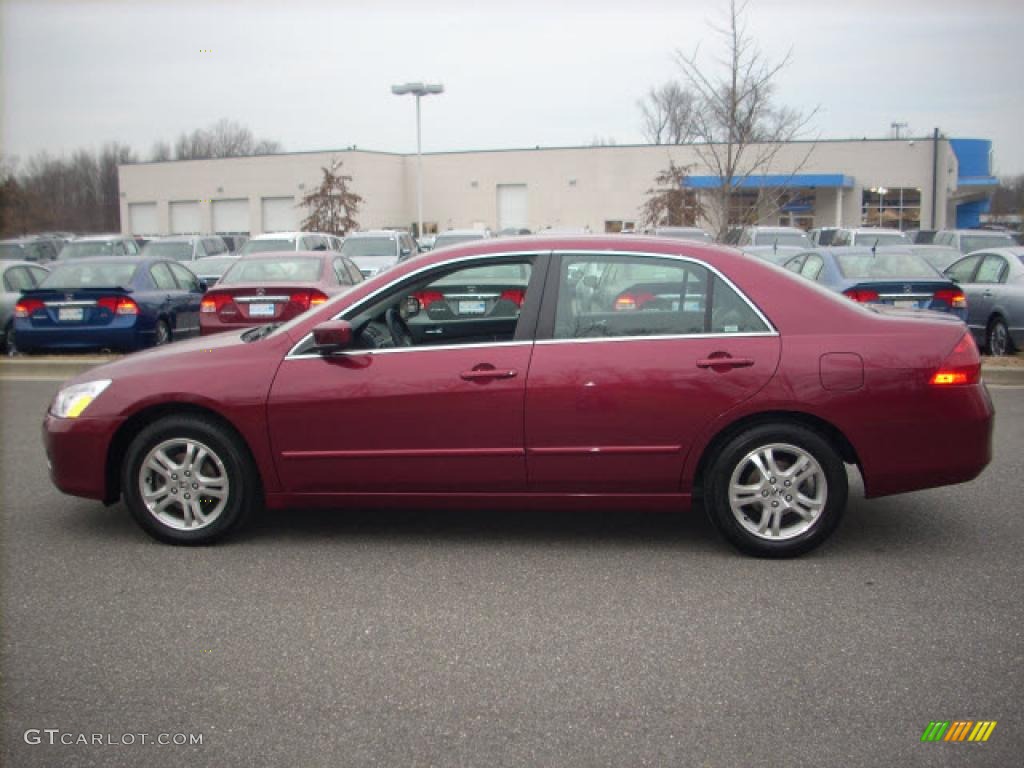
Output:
[{"xmin": 944, "ymin": 247, "xmax": 1024, "ymax": 355}]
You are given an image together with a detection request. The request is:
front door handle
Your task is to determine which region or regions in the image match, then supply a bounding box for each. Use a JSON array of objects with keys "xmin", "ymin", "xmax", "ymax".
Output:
[
  {"xmin": 696, "ymin": 357, "xmax": 754, "ymax": 369},
  {"xmin": 460, "ymin": 368, "xmax": 518, "ymax": 381}
]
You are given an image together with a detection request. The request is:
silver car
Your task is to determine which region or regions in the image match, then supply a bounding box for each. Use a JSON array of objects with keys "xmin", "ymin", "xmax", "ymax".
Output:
[
  {"xmin": 944, "ymin": 247, "xmax": 1024, "ymax": 355},
  {"xmin": 1, "ymin": 260, "xmax": 50, "ymax": 354}
]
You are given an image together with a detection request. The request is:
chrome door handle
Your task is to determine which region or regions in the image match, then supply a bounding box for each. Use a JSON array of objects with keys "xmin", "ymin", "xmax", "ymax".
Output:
[
  {"xmin": 460, "ymin": 369, "xmax": 518, "ymax": 381},
  {"xmin": 696, "ymin": 357, "xmax": 755, "ymax": 369}
]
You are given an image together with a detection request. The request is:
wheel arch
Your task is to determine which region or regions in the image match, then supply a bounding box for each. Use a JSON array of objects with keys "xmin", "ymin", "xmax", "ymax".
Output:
[
  {"xmin": 690, "ymin": 410, "xmax": 861, "ymax": 497},
  {"xmin": 104, "ymin": 402, "xmax": 261, "ymax": 504}
]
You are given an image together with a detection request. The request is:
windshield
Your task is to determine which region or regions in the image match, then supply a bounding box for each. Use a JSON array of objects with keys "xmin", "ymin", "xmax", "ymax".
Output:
[
  {"xmin": 240, "ymin": 238, "xmax": 295, "ymax": 254},
  {"xmin": 0, "ymin": 244, "xmax": 25, "ymax": 260},
  {"xmin": 219, "ymin": 257, "xmax": 323, "ymax": 284},
  {"xmin": 40, "ymin": 260, "xmax": 137, "ymax": 288},
  {"xmin": 341, "ymin": 237, "xmax": 397, "ymax": 258},
  {"xmin": 836, "ymin": 252, "xmax": 938, "ymax": 279},
  {"xmin": 962, "ymin": 233, "xmax": 1014, "ymax": 253},
  {"xmin": 59, "ymin": 241, "xmax": 115, "ymax": 259},
  {"xmin": 752, "ymin": 232, "xmax": 810, "ymax": 247},
  {"xmin": 194, "ymin": 257, "xmax": 237, "ymax": 276},
  {"xmin": 916, "ymin": 248, "xmax": 962, "ymax": 270},
  {"xmin": 433, "ymin": 233, "xmax": 485, "ymax": 249},
  {"xmin": 852, "ymin": 232, "xmax": 908, "ymax": 247},
  {"xmin": 141, "ymin": 241, "xmax": 193, "ymax": 260}
]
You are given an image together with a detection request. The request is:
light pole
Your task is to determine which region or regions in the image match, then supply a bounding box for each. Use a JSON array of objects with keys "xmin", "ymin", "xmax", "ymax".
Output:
[{"xmin": 391, "ymin": 82, "xmax": 444, "ymax": 240}]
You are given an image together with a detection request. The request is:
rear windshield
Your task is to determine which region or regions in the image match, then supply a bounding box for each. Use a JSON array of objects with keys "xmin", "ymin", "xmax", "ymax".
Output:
[
  {"xmin": 752, "ymin": 232, "xmax": 810, "ymax": 247},
  {"xmin": 341, "ymin": 237, "xmax": 397, "ymax": 258},
  {"xmin": 433, "ymin": 233, "xmax": 485, "ymax": 249},
  {"xmin": 240, "ymin": 239, "xmax": 295, "ymax": 254},
  {"xmin": 193, "ymin": 257, "xmax": 237, "ymax": 276},
  {"xmin": 852, "ymin": 232, "xmax": 909, "ymax": 247},
  {"xmin": 836, "ymin": 252, "xmax": 938, "ymax": 279},
  {"xmin": 434, "ymin": 264, "xmax": 530, "ymax": 285},
  {"xmin": 40, "ymin": 261, "xmax": 138, "ymax": 288},
  {"xmin": 961, "ymin": 233, "xmax": 1015, "ymax": 253},
  {"xmin": 59, "ymin": 241, "xmax": 115, "ymax": 259},
  {"xmin": 219, "ymin": 257, "xmax": 323, "ymax": 284},
  {"xmin": 142, "ymin": 242, "xmax": 193, "ymax": 260}
]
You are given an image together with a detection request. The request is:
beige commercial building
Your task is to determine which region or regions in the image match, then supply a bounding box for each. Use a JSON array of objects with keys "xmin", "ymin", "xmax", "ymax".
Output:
[{"xmin": 118, "ymin": 136, "xmax": 997, "ymax": 238}]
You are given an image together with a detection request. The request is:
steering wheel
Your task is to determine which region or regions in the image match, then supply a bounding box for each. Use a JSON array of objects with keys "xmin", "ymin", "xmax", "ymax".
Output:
[{"xmin": 384, "ymin": 307, "xmax": 414, "ymax": 347}]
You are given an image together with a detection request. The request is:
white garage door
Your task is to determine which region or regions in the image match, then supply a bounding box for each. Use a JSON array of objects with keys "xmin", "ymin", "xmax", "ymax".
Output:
[
  {"xmin": 128, "ymin": 203, "xmax": 158, "ymax": 235},
  {"xmin": 212, "ymin": 199, "xmax": 250, "ymax": 234},
  {"xmin": 261, "ymin": 197, "xmax": 297, "ymax": 233},
  {"xmin": 169, "ymin": 201, "xmax": 201, "ymax": 234},
  {"xmin": 497, "ymin": 184, "xmax": 528, "ymax": 231}
]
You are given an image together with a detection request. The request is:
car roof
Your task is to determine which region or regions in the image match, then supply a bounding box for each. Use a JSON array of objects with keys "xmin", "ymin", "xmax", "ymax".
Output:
[
  {"xmin": 938, "ymin": 229, "xmax": 1016, "ymax": 235},
  {"xmin": 747, "ymin": 226, "xmax": 807, "ymax": 233},
  {"xmin": 436, "ymin": 229, "xmax": 487, "ymax": 236},
  {"xmin": 66, "ymin": 234, "xmax": 131, "ymax": 243},
  {"xmin": 148, "ymin": 235, "xmax": 200, "ymax": 243},
  {"xmin": 956, "ymin": 246, "xmax": 1024, "ymax": 257},
  {"xmin": 844, "ymin": 227, "xmax": 906, "ymax": 233},
  {"xmin": 248, "ymin": 232, "xmax": 333, "ymax": 240},
  {"xmin": 234, "ymin": 250, "xmax": 331, "ymax": 260},
  {"xmin": 346, "ymin": 230, "xmax": 402, "ymax": 238}
]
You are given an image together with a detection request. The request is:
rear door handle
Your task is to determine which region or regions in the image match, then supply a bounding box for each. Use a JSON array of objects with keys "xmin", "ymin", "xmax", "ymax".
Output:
[
  {"xmin": 460, "ymin": 369, "xmax": 518, "ymax": 381},
  {"xmin": 982, "ymin": 290, "xmax": 994, "ymax": 297},
  {"xmin": 696, "ymin": 357, "xmax": 755, "ymax": 369}
]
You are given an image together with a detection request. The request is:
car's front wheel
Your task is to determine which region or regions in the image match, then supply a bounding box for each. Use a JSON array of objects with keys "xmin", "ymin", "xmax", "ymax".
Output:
[
  {"xmin": 121, "ymin": 415, "xmax": 259, "ymax": 544},
  {"xmin": 704, "ymin": 423, "xmax": 848, "ymax": 557}
]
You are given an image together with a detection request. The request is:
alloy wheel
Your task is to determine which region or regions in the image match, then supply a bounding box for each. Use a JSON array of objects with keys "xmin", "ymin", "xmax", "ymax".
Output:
[{"xmin": 138, "ymin": 438, "xmax": 230, "ymax": 531}]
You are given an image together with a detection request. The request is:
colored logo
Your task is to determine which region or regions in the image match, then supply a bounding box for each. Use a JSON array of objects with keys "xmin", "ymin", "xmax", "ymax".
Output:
[{"xmin": 921, "ymin": 721, "xmax": 997, "ymax": 742}]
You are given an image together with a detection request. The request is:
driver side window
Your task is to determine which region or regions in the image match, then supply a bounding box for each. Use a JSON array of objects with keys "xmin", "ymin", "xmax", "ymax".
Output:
[{"xmin": 348, "ymin": 258, "xmax": 535, "ymax": 350}]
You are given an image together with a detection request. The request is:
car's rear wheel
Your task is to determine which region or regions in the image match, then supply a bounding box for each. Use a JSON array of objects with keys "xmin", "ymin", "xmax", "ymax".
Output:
[
  {"xmin": 121, "ymin": 416, "xmax": 259, "ymax": 544},
  {"xmin": 704, "ymin": 423, "xmax": 848, "ymax": 557},
  {"xmin": 986, "ymin": 317, "xmax": 1011, "ymax": 356},
  {"xmin": 3, "ymin": 321, "xmax": 16, "ymax": 356},
  {"xmin": 154, "ymin": 320, "xmax": 171, "ymax": 347}
]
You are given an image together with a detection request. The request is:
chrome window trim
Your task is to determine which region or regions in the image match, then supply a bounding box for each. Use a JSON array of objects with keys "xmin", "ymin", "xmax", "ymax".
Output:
[
  {"xmin": 284, "ymin": 248, "xmax": 778, "ymax": 359},
  {"xmin": 287, "ymin": 340, "xmax": 535, "ymax": 360},
  {"xmin": 285, "ymin": 250, "xmax": 546, "ymax": 359}
]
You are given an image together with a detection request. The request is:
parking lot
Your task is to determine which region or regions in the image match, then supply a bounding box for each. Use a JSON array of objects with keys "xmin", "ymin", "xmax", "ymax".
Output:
[{"xmin": 0, "ymin": 370, "xmax": 1020, "ymax": 767}]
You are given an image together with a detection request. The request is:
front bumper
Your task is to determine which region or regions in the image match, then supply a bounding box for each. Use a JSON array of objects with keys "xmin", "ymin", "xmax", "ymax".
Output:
[{"xmin": 43, "ymin": 413, "xmax": 116, "ymax": 501}]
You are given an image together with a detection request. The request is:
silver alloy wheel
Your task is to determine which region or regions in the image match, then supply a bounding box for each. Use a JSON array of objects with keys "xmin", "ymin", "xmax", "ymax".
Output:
[
  {"xmin": 728, "ymin": 442, "xmax": 827, "ymax": 541},
  {"xmin": 989, "ymin": 321, "xmax": 1008, "ymax": 356},
  {"xmin": 138, "ymin": 438, "xmax": 230, "ymax": 531}
]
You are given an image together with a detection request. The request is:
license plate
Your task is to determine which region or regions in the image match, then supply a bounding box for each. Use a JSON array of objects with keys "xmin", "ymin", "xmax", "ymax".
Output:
[
  {"xmin": 893, "ymin": 300, "xmax": 920, "ymax": 309},
  {"xmin": 458, "ymin": 300, "xmax": 486, "ymax": 315},
  {"xmin": 58, "ymin": 307, "xmax": 84, "ymax": 322},
  {"xmin": 249, "ymin": 303, "xmax": 276, "ymax": 317}
]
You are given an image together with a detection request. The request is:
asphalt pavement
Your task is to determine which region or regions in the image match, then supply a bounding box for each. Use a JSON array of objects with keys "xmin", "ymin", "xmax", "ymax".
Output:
[{"xmin": 2, "ymin": 378, "xmax": 1022, "ymax": 767}]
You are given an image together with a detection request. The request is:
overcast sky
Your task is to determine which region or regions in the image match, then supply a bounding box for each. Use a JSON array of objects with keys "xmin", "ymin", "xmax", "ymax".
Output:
[{"xmin": 3, "ymin": 0, "xmax": 1022, "ymax": 173}]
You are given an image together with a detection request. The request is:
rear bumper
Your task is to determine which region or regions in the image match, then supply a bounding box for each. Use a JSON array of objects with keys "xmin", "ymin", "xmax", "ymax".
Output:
[
  {"xmin": 43, "ymin": 413, "xmax": 116, "ymax": 501},
  {"xmin": 16, "ymin": 322, "xmax": 153, "ymax": 352},
  {"xmin": 857, "ymin": 383, "xmax": 994, "ymax": 498}
]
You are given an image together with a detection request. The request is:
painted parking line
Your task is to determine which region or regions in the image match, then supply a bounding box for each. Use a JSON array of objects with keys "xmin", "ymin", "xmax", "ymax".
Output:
[{"xmin": 0, "ymin": 375, "xmax": 71, "ymax": 382}]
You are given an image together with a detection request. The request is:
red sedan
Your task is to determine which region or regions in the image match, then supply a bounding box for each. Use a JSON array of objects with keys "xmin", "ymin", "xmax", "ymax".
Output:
[
  {"xmin": 42, "ymin": 236, "xmax": 993, "ymax": 556},
  {"xmin": 199, "ymin": 250, "xmax": 363, "ymax": 335}
]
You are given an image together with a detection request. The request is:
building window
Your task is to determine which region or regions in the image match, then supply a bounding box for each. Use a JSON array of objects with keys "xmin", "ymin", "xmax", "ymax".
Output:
[
  {"xmin": 605, "ymin": 220, "xmax": 637, "ymax": 233},
  {"xmin": 861, "ymin": 187, "xmax": 921, "ymax": 230}
]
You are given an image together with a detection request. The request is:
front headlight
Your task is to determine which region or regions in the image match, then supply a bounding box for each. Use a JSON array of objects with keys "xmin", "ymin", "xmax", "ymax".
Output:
[{"xmin": 51, "ymin": 379, "xmax": 112, "ymax": 419}]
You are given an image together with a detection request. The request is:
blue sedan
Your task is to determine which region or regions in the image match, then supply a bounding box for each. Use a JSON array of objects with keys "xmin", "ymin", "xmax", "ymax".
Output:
[
  {"xmin": 780, "ymin": 247, "xmax": 968, "ymax": 320},
  {"xmin": 13, "ymin": 257, "xmax": 205, "ymax": 352}
]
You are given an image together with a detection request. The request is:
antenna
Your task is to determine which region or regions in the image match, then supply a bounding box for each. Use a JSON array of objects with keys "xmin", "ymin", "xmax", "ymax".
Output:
[{"xmin": 890, "ymin": 122, "xmax": 908, "ymax": 139}]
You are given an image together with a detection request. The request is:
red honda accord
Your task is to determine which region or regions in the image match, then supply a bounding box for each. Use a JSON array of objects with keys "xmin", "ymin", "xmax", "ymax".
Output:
[{"xmin": 42, "ymin": 236, "xmax": 993, "ymax": 556}]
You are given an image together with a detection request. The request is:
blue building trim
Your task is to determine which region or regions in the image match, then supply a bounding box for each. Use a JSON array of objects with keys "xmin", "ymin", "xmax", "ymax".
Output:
[{"xmin": 683, "ymin": 173, "xmax": 855, "ymax": 190}]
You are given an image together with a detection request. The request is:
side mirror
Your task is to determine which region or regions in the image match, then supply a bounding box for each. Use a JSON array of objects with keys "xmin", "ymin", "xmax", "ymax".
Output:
[
  {"xmin": 197, "ymin": 279, "xmax": 208, "ymax": 292},
  {"xmin": 400, "ymin": 247, "xmax": 412, "ymax": 258},
  {"xmin": 404, "ymin": 295, "xmax": 421, "ymax": 317},
  {"xmin": 312, "ymin": 319, "xmax": 353, "ymax": 353}
]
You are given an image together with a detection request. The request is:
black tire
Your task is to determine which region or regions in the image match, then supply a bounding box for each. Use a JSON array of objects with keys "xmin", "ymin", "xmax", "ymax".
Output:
[
  {"xmin": 986, "ymin": 317, "xmax": 1012, "ymax": 356},
  {"xmin": 121, "ymin": 415, "xmax": 260, "ymax": 545},
  {"xmin": 2, "ymin": 321, "xmax": 15, "ymax": 356},
  {"xmin": 703, "ymin": 423, "xmax": 848, "ymax": 558},
  {"xmin": 154, "ymin": 319, "xmax": 172, "ymax": 347}
]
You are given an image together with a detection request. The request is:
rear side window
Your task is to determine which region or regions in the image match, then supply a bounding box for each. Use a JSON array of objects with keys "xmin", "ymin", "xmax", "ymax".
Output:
[
  {"xmin": 4, "ymin": 266, "xmax": 35, "ymax": 292},
  {"xmin": 553, "ymin": 254, "xmax": 769, "ymax": 339},
  {"xmin": 945, "ymin": 255, "xmax": 981, "ymax": 283},
  {"xmin": 332, "ymin": 258, "xmax": 353, "ymax": 285},
  {"xmin": 800, "ymin": 254, "xmax": 824, "ymax": 280},
  {"xmin": 167, "ymin": 262, "xmax": 201, "ymax": 292},
  {"xmin": 150, "ymin": 263, "xmax": 178, "ymax": 290},
  {"xmin": 975, "ymin": 255, "xmax": 1008, "ymax": 284}
]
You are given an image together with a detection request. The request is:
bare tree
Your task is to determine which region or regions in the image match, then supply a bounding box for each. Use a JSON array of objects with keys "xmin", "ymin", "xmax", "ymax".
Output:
[
  {"xmin": 300, "ymin": 158, "xmax": 362, "ymax": 235},
  {"xmin": 639, "ymin": 81, "xmax": 698, "ymax": 145},
  {"xmin": 675, "ymin": 0, "xmax": 817, "ymax": 239},
  {"xmin": 640, "ymin": 159, "xmax": 704, "ymax": 229},
  {"xmin": 173, "ymin": 119, "xmax": 282, "ymax": 160},
  {"xmin": 149, "ymin": 140, "xmax": 172, "ymax": 162}
]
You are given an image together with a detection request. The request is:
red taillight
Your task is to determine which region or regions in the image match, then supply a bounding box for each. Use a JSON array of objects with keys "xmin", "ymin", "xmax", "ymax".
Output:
[
  {"xmin": 201, "ymin": 294, "xmax": 234, "ymax": 313},
  {"xmin": 933, "ymin": 288, "xmax": 967, "ymax": 309},
  {"xmin": 843, "ymin": 289, "xmax": 880, "ymax": 303},
  {"xmin": 930, "ymin": 332, "xmax": 981, "ymax": 386},
  {"xmin": 412, "ymin": 290, "xmax": 445, "ymax": 309},
  {"xmin": 97, "ymin": 296, "xmax": 138, "ymax": 315},
  {"xmin": 614, "ymin": 291, "xmax": 655, "ymax": 311},
  {"xmin": 500, "ymin": 289, "xmax": 526, "ymax": 307},
  {"xmin": 288, "ymin": 290, "xmax": 328, "ymax": 312},
  {"xmin": 14, "ymin": 298, "xmax": 45, "ymax": 318}
]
